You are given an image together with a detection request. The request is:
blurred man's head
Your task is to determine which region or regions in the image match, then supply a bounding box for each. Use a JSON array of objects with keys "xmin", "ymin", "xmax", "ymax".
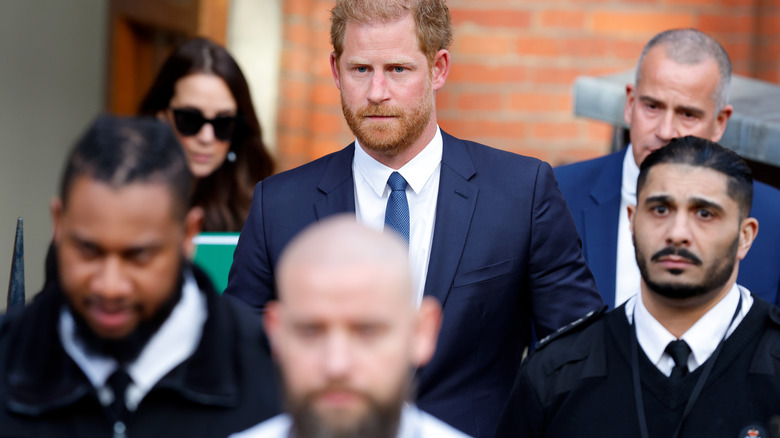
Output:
[
  {"xmin": 51, "ymin": 115, "xmax": 202, "ymax": 362},
  {"xmin": 266, "ymin": 216, "xmax": 442, "ymax": 438},
  {"xmin": 329, "ymin": 0, "xmax": 452, "ymax": 167},
  {"xmin": 628, "ymin": 136, "xmax": 757, "ymax": 308},
  {"xmin": 624, "ymin": 29, "xmax": 733, "ymax": 166}
]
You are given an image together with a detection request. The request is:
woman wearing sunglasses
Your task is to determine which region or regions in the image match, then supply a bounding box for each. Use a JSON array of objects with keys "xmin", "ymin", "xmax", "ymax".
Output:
[{"xmin": 139, "ymin": 37, "xmax": 274, "ymax": 232}]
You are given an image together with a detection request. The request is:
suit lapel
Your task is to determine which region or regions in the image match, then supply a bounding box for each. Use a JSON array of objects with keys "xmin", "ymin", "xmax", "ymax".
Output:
[
  {"xmin": 581, "ymin": 151, "xmax": 623, "ymax": 308},
  {"xmin": 423, "ymin": 132, "xmax": 477, "ymax": 307},
  {"xmin": 314, "ymin": 144, "xmax": 357, "ymax": 219}
]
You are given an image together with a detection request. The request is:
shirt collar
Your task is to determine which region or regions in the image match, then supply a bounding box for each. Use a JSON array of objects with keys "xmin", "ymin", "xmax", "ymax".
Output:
[
  {"xmin": 59, "ymin": 270, "xmax": 208, "ymax": 409},
  {"xmin": 627, "ymin": 282, "xmax": 752, "ymax": 369},
  {"xmin": 622, "ymin": 144, "xmax": 640, "ymax": 199},
  {"xmin": 353, "ymin": 127, "xmax": 443, "ymax": 197}
]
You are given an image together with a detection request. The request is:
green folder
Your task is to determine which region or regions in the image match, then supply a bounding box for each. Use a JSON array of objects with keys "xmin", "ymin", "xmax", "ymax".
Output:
[{"xmin": 192, "ymin": 232, "xmax": 239, "ymax": 293}]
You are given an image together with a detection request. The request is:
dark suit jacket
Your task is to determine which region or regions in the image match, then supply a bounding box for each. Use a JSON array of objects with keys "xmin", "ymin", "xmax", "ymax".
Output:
[
  {"xmin": 224, "ymin": 130, "xmax": 602, "ymax": 438},
  {"xmin": 555, "ymin": 149, "xmax": 780, "ymax": 308}
]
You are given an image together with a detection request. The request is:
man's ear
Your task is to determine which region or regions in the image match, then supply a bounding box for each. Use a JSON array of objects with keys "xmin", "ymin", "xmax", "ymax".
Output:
[
  {"xmin": 627, "ymin": 203, "xmax": 637, "ymax": 238},
  {"xmin": 50, "ymin": 197, "xmax": 63, "ymax": 244},
  {"xmin": 182, "ymin": 206, "xmax": 204, "ymax": 259},
  {"xmin": 330, "ymin": 52, "xmax": 342, "ymax": 91},
  {"xmin": 264, "ymin": 301, "xmax": 281, "ymax": 355},
  {"xmin": 711, "ymin": 104, "xmax": 733, "ymax": 143},
  {"xmin": 430, "ymin": 49, "xmax": 450, "ymax": 91},
  {"xmin": 411, "ymin": 297, "xmax": 443, "ymax": 367},
  {"xmin": 623, "ymin": 84, "xmax": 636, "ymax": 127},
  {"xmin": 736, "ymin": 217, "xmax": 758, "ymax": 261}
]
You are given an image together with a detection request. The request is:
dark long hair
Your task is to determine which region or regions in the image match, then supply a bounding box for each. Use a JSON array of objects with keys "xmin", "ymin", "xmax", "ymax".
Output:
[{"xmin": 139, "ymin": 37, "xmax": 274, "ymax": 232}]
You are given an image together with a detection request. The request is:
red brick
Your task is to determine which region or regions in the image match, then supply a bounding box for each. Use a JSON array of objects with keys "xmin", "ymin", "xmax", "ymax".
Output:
[
  {"xmin": 311, "ymin": 83, "xmax": 341, "ymax": 106},
  {"xmin": 456, "ymin": 33, "xmax": 516, "ymax": 56},
  {"xmin": 515, "ymin": 37, "xmax": 561, "ymax": 57},
  {"xmin": 591, "ymin": 11, "xmax": 695, "ymax": 36},
  {"xmin": 528, "ymin": 67, "xmax": 582, "ymax": 85},
  {"xmin": 283, "ymin": 0, "xmax": 311, "ymax": 16},
  {"xmin": 456, "ymin": 92, "xmax": 503, "ymax": 111},
  {"xmin": 509, "ymin": 92, "xmax": 571, "ymax": 112},
  {"xmin": 586, "ymin": 120, "xmax": 614, "ymax": 142},
  {"xmin": 532, "ymin": 122, "xmax": 580, "ymax": 140},
  {"xmin": 281, "ymin": 79, "xmax": 310, "ymax": 103},
  {"xmin": 698, "ymin": 14, "xmax": 754, "ymax": 34},
  {"xmin": 284, "ymin": 22, "xmax": 312, "ymax": 47},
  {"xmin": 278, "ymin": 107, "xmax": 309, "ymax": 131},
  {"xmin": 451, "ymin": 9, "xmax": 532, "ymax": 28},
  {"xmin": 281, "ymin": 50, "xmax": 312, "ymax": 74},
  {"xmin": 759, "ymin": 15, "xmax": 780, "ymax": 35},
  {"xmin": 309, "ymin": 138, "xmax": 346, "ymax": 161},
  {"xmin": 448, "ymin": 63, "xmax": 527, "ymax": 84},
  {"xmin": 442, "ymin": 119, "xmax": 526, "ymax": 139},
  {"xmin": 310, "ymin": 111, "xmax": 344, "ymax": 135},
  {"xmin": 436, "ymin": 90, "xmax": 455, "ymax": 111},
  {"xmin": 540, "ymin": 10, "xmax": 586, "ymax": 30}
]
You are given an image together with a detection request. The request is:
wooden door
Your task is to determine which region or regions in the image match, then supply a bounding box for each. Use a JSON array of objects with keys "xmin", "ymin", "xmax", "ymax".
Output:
[{"xmin": 107, "ymin": 0, "xmax": 230, "ymax": 115}]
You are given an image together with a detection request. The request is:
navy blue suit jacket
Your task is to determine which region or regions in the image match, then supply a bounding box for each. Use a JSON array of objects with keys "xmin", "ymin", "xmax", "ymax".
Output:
[
  {"xmin": 555, "ymin": 149, "xmax": 780, "ymax": 308},
  {"xmin": 224, "ymin": 131, "xmax": 602, "ymax": 437}
]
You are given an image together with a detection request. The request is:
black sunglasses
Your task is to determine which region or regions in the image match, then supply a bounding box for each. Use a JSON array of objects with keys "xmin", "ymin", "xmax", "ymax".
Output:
[{"xmin": 171, "ymin": 108, "xmax": 238, "ymax": 141}]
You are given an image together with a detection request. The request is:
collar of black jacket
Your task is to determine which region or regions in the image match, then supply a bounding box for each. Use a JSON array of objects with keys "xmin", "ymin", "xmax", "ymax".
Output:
[{"xmin": 2, "ymin": 264, "xmax": 243, "ymax": 416}]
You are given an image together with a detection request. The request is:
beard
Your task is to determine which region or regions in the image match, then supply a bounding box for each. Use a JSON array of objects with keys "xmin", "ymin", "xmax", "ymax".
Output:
[
  {"xmin": 341, "ymin": 81, "xmax": 433, "ymax": 159},
  {"xmin": 287, "ymin": 381, "xmax": 411, "ymax": 438},
  {"xmin": 635, "ymin": 235, "xmax": 738, "ymax": 300},
  {"xmin": 67, "ymin": 265, "xmax": 185, "ymax": 365}
]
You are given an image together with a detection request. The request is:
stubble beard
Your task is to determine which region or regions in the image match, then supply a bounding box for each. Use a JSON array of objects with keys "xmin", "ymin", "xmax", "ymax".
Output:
[
  {"xmin": 634, "ymin": 235, "xmax": 738, "ymax": 300},
  {"xmin": 341, "ymin": 82, "xmax": 434, "ymax": 160}
]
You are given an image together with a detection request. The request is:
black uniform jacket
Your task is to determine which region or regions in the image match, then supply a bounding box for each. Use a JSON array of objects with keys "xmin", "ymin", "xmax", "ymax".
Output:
[{"xmin": 0, "ymin": 266, "xmax": 281, "ymax": 437}]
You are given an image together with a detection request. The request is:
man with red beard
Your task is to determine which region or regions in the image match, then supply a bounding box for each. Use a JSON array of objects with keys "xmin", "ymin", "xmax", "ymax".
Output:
[
  {"xmin": 496, "ymin": 136, "xmax": 780, "ymax": 438},
  {"xmin": 0, "ymin": 116, "xmax": 279, "ymax": 437},
  {"xmin": 231, "ymin": 217, "xmax": 469, "ymax": 438},
  {"xmin": 224, "ymin": 1, "xmax": 602, "ymax": 436}
]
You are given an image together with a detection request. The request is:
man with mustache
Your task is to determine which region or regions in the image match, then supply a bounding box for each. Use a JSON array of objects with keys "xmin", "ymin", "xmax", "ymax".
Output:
[
  {"xmin": 496, "ymin": 136, "xmax": 780, "ymax": 438},
  {"xmin": 0, "ymin": 116, "xmax": 279, "ymax": 437},
  {"xmin": 231, "ymin": 217, "xmax": 469, "ymax": 438},
  {"xmin": 555, "ymin": 28, "xmax": 780, "ymax": 309},
  {"xmin": 224, "ymin": 1, "xmax": 602, "ymax": 436}
]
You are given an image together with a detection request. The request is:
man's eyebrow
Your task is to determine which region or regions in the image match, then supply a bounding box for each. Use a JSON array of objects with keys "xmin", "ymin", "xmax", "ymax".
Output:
[
  {"xmin": 644, "ymin": 194, "xmax": 672, "ymax": 204},
  {"xmin": 689, "ymin": 196, "xmax": 725, "ymax": 213},
  {"xmin": 674, "ymin": 104, "xmax": 706, "ymax": 117}
]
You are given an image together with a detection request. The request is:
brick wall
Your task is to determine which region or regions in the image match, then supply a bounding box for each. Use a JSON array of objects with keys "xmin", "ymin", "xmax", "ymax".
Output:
[{"xmin": 276, "ymin": 0, "xmax": 780, "ymax": 171}]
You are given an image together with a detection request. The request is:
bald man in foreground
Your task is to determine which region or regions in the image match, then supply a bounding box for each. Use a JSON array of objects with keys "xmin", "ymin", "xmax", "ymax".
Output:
[{"xmin": 232, "ymin": 217, "xmax": 470, "ymax": 438}]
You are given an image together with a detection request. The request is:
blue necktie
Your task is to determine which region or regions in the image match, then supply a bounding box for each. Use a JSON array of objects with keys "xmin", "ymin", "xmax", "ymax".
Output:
[
  {"xmin": 665, "ymin": 339, "xmax": 691, "ymax": 379},
  {"xmin": 384, "ymin": 172, "xmax": 409, "ymax": 244}
]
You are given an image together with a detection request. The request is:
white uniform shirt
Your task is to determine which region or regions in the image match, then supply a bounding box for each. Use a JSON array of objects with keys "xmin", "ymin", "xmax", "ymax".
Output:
[
  {"xmin": 59, "ymin": 271, "xmax": 207, "ymax": 411},
  {"xmin": 625, "ymin": 283, "xmax": 753, "ymax": 376},
  {"xmin": 615, "ymin": 144, "xmax": 642, "ymax": 306}
]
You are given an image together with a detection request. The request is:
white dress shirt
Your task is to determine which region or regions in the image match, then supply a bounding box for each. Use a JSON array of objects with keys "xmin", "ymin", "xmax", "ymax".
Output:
[
  {"xmin": 353, "ymin": 128, "xmax": 443, "ymax": 304},
  {"xmin": 229, "ymin": 404, "xmax": 473, "ymax": 438},
  {"xmin": 615, "ymin": 145, "xmax": 642, "ymax": 307},
  {"xmin": 59, "ymin": 271, "xmax": 208, "ymax": 411},
  {"xmin": 625, "ymin": 283, "xmax": 753, "ymax": 376}
]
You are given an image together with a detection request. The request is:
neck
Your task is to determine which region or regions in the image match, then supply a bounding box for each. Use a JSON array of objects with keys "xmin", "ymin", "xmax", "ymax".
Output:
[{"xmin": 640, "ymin": 276, "xmax": 737, "ymax": 338}]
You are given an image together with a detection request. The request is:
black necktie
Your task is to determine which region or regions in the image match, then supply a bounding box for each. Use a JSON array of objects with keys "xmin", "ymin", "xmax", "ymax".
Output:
[
  {"xmin": 107, "ymin": 368, "xmax": 132, "ymax": 422},
  {"xmin": 384, "ymin": 172, "xmax": 409, "ymax": 244},
  {"xmin": 665, "ymin": 339, "xmax": 691, "ymax": 379}
]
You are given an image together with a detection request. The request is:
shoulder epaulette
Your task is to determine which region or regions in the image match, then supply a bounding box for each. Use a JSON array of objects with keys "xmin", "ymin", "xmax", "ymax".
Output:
[{"xmin": 535, "ymin": 305, "xmax": 607, "ymax": 350}]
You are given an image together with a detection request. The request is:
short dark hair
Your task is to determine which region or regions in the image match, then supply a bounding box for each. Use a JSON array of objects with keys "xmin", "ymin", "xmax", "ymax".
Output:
[
  {"xmin": 59, "ymin": 115, "xmax": 193, "ymax": 219},
  {"xmin": 637, "ymin": 136, "xmax": 753, "ymax": 219}
]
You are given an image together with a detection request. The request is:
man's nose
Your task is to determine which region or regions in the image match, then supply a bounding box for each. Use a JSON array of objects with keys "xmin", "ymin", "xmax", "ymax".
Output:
[
  {"xmin": 322, "ymin": 332, "xmax": 353, "ymax": 379},
  {"xmin": 666, "ymin": 212, "xmax": 692, "ymax": 247},
  {"xmin": 91, "ymin": 257, "xmax": 132, "ymax": 299},
  {"xmin": 367, "ymin": 72, "xmax": 390, "ymax": 104},
  {"xmin": 656, "ymin": 111, "xmax": 681, "ymax": 143}
]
